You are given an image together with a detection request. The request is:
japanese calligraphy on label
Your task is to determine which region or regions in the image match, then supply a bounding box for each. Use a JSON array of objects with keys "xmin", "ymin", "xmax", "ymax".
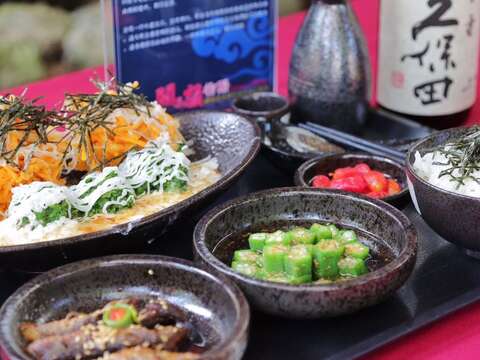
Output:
[{"xmin": 378, "ymin": 0, "xmax": 480, "ymax": 116}]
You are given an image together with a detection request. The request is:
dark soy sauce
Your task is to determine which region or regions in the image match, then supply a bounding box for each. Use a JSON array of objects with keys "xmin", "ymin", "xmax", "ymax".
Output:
[
  {"xmin": 213, "ymin": 220, "xmax": 395, "ymax": 274},
  {"xmin": 178, "ymin": 321, "xmax": 209, "ymax": 354}
]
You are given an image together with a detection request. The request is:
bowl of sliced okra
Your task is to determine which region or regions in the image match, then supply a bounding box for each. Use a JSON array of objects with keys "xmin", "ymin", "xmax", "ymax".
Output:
[{"xmin": 193, "ymin": 187, "xmax": 417, "ymax": 318}]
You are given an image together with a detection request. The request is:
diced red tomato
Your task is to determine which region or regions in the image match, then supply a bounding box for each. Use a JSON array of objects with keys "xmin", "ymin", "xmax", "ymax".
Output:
[
  {"xmin": 109, "ymin": 308, "xmax": 127, "ymax": 321},
  {"xmin": 367, "ymin": 191, "xmax": 389, "ymax": 199},
  {"xmin": 387, "ymin": 179, "xmax": 402, "ymax": 195},
  {"xmin": 330, "ymin": 175, "xmax": 368, "ymax": 193},
  {"xmin": 311, "ymin": 163, "xmax": 401, "ymax": 199},
  {"xmin": 363, "ymin": 171, "xmax": 388, "ymax": 193},
  {"xmin": 312, "ymin": 175, "xmax": 331, "ymax": 188},
  {"xmin": 331, "ymin": 167, "xmax": 358, "ymax": 180},
  {"xmin": 354, "ymin": 163, "xmax": 371, "ymax": 174}
]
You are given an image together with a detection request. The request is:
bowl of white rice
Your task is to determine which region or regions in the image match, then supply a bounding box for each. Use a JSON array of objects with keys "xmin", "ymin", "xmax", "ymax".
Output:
[{"xmin": 406, "ymin": 126, "xmax": 480, "ymax": 255}]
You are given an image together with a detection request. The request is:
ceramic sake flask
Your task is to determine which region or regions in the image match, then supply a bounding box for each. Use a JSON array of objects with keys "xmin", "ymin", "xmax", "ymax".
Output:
[{"xmin": 289, "ymin": 0, "xmax": 371, "ymax": 133}]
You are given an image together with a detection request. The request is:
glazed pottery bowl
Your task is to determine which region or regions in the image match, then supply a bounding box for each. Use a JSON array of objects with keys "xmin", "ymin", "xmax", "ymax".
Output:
[
  {"xmin": 0, "ymin": 111, "xmax": 260, "ymax": 271},
  {"xmin": 294, "ymin": 153, "xmax": 409, "ymax": 206},
  {"xmin": 193, "ymin": 188, "xmax": 417, "ymax": 318},
  {"xmin": 406, "ymin": 127, "xmax": 480, "ymax": 255},
  {"xmin": 231, "ymin": 92, "xmax": 290, "ymax": 122},
  {"xmin": 231, "ymin": 92, "xmax": 344, "ymax": 174},
  {"xmin": 0, "ymin": 255, "xmax": 249, "ymax": 360}
]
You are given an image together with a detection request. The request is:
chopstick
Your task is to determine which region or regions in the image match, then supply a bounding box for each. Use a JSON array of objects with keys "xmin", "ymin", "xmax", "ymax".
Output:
[{"xmin": 299, "ymin": 122, "xmax": 406, "ymax": 164}]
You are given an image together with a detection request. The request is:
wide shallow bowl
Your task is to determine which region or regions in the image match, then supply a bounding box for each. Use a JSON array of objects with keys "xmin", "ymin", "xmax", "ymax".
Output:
[
  {"xmin": 0, "ymin": 111, "xmax": 261, "ymax": 271},
  {"xmin": 0, "ymin": 254, "xmax": 250, "ymax": 360},
  {"xmin": 294, "ymin": 153, "xmax": 409, "ymax": 206},
  {"xmin": 406, "ymin": 127, "xmax": 480, "ymax": 255},
  {"xmin": 193, "ymin": 188, "xmax": 417, "ymax": 318}
]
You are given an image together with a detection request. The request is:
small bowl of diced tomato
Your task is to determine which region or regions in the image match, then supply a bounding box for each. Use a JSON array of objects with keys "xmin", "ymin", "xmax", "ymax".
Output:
[{"xmin": 294, "ymin": 153, "xmax": 408, "ymax": 205}]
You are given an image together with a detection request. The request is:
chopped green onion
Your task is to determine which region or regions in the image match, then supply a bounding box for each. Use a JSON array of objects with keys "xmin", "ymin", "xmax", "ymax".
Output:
[{"xmin": 103, "ymin": 303, "xmax": 138, "ymax": 329}]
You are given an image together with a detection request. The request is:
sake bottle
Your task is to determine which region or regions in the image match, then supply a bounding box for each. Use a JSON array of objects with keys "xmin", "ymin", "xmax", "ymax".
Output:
[
  {"xmin": 377, "ymin": 0, "xmax": 480, "ymax": 129},
  {"xmin": 288, "ymin": 0, "xmax": 371, "ymax": 133}
]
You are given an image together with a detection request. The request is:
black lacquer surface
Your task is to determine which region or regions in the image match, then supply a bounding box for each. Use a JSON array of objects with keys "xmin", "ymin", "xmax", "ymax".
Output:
[{"xmin": 1, "ymin": 113, "xmax": 479, "ymax": 359}]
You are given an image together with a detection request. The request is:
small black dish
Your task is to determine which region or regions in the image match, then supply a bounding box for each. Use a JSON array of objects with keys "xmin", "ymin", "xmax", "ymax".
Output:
[
  {"xmin": 193, "ymin": 188, "xmax": 417, "ymax": 318},
  {"xmin": 0, "ymin": 254, "xmax": 250, "ymax": 360},
  {"xmin": 232, "ymin": 92, "xmax": 290, "ymax": 122},
  {"xmin": 232, "ymin": 92, "xmax": 344, "ymax": 173},
  {"xmin": 294, "ymin": 153, "xmax": 409, "ymax": 206},
  {"xmin": 262, "ymin": 125, "xmax": 345, "ymax": 174}
]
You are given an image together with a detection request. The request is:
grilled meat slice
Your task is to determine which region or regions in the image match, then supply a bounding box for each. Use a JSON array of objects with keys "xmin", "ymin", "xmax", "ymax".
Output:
[
  {"xmin": 20, "ymin": 312, "xmax": 100, "ymax": 343},
  {"xmin": 98, "ymin": 347, "xmax": 199, "ymax": 360},
  {"xmin": 20, "ymin": 299, "xmax": 145, "ymax": 343},
  {"xmin": 27, "ymin": 324, "xmax": 188, "ymax": 360},
  {"xmin": 138, "ymin": 300, "xmax": 187, "ymax": 328}
]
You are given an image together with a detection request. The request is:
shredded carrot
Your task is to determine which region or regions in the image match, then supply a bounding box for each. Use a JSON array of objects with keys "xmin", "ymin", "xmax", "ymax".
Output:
[{"xmin": 0, "ymin": 102, "xmax": 183, "ymax": 218}]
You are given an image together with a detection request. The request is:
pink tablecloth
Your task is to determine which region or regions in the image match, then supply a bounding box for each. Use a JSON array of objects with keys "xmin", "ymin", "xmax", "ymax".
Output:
[{"xmin": 3, "ymin": 1, "xmax": 480, "ymax": 358}]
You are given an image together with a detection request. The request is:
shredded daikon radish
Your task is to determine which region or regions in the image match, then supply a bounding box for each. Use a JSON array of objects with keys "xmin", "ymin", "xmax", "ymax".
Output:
[
  {"xmin": 7, "ymin": 182, "xmax": 70, "ymax": 227},
  {"xmin": 120, "ymin": 142, "xmax": 190, "ymax": 195},
  {"xmin": 69, "ymin": 167, "xmax": 135, "ymax": 216}
]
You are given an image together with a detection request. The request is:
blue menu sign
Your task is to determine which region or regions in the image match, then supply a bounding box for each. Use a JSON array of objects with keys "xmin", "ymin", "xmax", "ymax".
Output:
[{"xmin": 112, "ymin": 0, "xmax": 277, "ymax": 111}]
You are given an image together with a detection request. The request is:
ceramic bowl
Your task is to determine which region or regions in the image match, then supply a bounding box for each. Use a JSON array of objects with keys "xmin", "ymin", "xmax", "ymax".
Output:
[
  {"xmin": 0, "ymin": 254, "xmax": 250, "ymax": 360},
  {"xmin": 231, "ymin": 92, "xmax": 344, "ymax": 174},
  {"xmin": 294, "ymin": 153, "xmax": 409, "ymax": 206},
  {"xmin": 406, "ymin": 127, "xmax": 480, "ymax": 255},
  {"xmin": 193, "ymin": 188, "xmax": 417, "ymax": 318},
  {"xmin": 0, "ymin": 111, "xmax": 261, "ymax": 271}
]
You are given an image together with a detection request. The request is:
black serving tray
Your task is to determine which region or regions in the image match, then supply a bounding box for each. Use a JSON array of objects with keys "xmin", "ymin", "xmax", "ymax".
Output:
[{"xmin": 1, "ymin": 109, "xmax": 479, "ymax": 360}]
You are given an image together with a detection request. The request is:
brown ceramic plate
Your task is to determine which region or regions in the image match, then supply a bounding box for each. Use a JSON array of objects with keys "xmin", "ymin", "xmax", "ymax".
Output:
[
  {"xmin": 294, "ymin": 153, "xmax": 409, "ymax": 206},
  {"xmin": 0, "ymin": 254, "xmax": 250, "ymax": 360},
  {"xmin": 0, "ymin": 111, "xmax": 261, "ymax": 270},
  {"xmin": 193, "ymin": 188, "xmax": 417, "ymax": 318}
]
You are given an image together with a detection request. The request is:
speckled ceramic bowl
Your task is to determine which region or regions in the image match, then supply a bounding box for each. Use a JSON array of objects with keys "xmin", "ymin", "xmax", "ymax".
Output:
[
  {"xmin": 406, "ymin": 127, "xmax": 480, "ymax": 255},
  {"xmin": 193, "ymin": 188, "xmax": 417, "ymax": 318},
  {"xmin": 294, "ymin": 153, "xmax": 409, "ymax": 206},
  {"xmin": 0, "ymin": 111, "xmax": 261, "ymax": 271},
  {"xmin": 0, "ymin": 255, "xmax": 250, "ymax": 360}
]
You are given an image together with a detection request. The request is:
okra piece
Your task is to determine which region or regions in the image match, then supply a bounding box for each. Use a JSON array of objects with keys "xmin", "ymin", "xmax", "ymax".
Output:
[
  {"xmin": 285, "ymin": 245, "xmax": 313, "ymax": 278},
  {"xmin": 345, "ymin": 241, "xmax": 369, "ymax": 260},
  {"xmin": 313, "ymin": 240, "xmax": 345, "ymax": 280},
  {"xmin": 289, "ymin": 226, "xmax": 316, "ymax": 245},
  {"xmin": 231, "ymin": 261, "xmax": 258, "ymax": 277},
  {"xmin": 327, "ymin": 224, "xmax": 340, "ymax": 238},
  {"xmin": 265, "ymin": 230, "xmax": 293, "ymax": 246},
  {"xmin": 263, "ymin": 272, "xmax": 290, "ymax": 284},
  {"xmin": 310, "ymin": 223, "xmax": 332, "ymax": 241},
  {"xmin": 288, "ymin": 274, "xmax": 312, "ymax": 285},
  {"xmin": 338, "ymin": 257, "xmax": 368, "ymax": 277},
  {"xmin": 336, "ymin": 229, "xmax": 358, "ymax": 244},
  {"xmin": 263, "ymin": 244, "xmax": 289, "ymax": 273},
  {"xmin": 248, "ymin": 233, "xmax": 268, "ymax": 251},
  {"xmin": 255, "ymin": 268, "xmax": 267, "ymax": 280},
  {"xmin": 233, "ymin": 250, "xmax": 259, "ymax": 264}
]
